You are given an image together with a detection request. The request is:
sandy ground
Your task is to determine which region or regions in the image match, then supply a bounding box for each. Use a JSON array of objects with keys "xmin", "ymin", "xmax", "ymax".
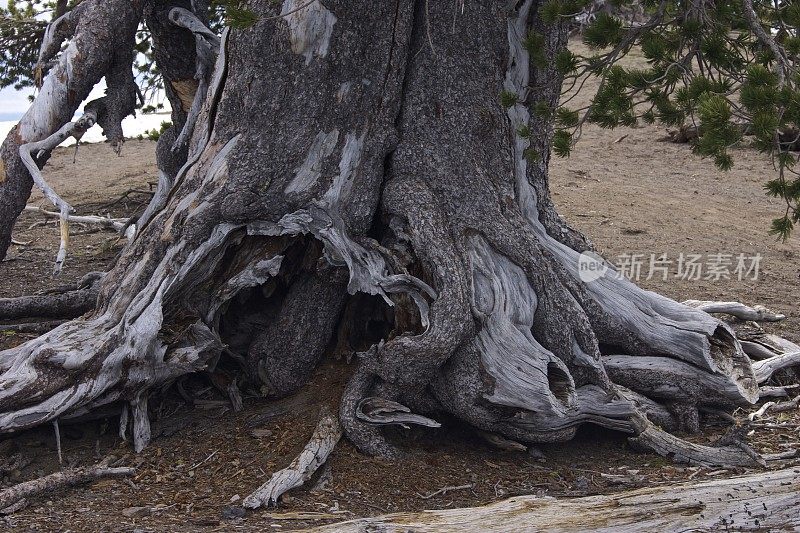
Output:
[{"xmin": 0, "ymin": 42, "xmax": 798, "ymax": 532}]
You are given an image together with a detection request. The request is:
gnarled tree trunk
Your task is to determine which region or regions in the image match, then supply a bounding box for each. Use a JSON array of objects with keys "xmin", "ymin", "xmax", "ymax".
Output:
[{"xmin": 0, "ymin": 0, "xmax": 795, "ymax": 474}]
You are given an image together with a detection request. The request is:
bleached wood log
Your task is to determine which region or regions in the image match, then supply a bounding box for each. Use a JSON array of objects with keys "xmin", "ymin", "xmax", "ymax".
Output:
[
  {"xmin": 243, "ymin": 410, "xmax": 342, "ymax": 509},
  {"xmin": 0, "ymin": 465, "xmax": 134, "ymax": 512},
  {"xmin": 312, "ymin": 468, "xmax": 800, "ymax": 532},
  {"xmin": 681, "ymin": 300, "xmax": 786, "ymax": 322}
]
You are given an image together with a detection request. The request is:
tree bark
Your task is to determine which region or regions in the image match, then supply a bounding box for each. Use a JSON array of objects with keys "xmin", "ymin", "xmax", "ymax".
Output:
[{"xmin": 0, "ymin": 0, "xmax": 792, "ymax": 469}]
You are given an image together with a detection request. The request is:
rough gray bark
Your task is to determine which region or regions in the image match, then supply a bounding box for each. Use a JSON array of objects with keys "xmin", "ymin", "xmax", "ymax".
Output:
[{"xmin": 0, "ymin": 0, "xmax": 796, "ymax": 476}]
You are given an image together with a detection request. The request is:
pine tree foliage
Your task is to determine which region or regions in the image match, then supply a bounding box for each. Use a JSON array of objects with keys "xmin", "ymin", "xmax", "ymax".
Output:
[
  {"xmin": 555, "ymin": 0, "xmax": 800, "ymax": 239},
  {"xmin": 0, "ymin": 0, "xmax": 50, "ymax": 91}
]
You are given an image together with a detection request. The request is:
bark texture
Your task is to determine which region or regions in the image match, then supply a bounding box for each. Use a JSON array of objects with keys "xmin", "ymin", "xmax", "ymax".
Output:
[{"xmin": 0, "ymin": 0, "xmax": 796, "ymax": 472}]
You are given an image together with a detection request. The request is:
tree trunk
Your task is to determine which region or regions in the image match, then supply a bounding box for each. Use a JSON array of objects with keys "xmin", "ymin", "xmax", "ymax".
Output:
[{"xmin": 0, "ymin": 0, "xmax": 793, "ymax": 468}]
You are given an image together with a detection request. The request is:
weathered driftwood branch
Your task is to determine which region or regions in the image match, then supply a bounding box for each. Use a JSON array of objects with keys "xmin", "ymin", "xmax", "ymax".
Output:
[
  {"xmin": 0, "ymin": 465, "xmax": 134, "ymax": 513},
  {"xmin": 18, "ymin": 113, "xmax": 97, "ymax": 274},
  {"xmin": 682, "ymin": 300, "xmax": 786, "ymax": 322},
  {"xmin": 313, "ymin": 468, "xmax": 800, "ymax": 532},
  {"xmin": 24, "ymin": 205, "xmax": 130, "ymax": 235},
  {"xmin": 167, "ymin": 7, "xmax": 218, "ymax": 153},
  {"xmin": 752, "ymin": 351, "xmax": 800, "ymax": 383},
  {"xmin": 243, "ymin": 410, "xmax": 342, "ymax": 509},
  {"xmin": 356, "ymin": 397, "xmax": 441, "ymax": 428}
]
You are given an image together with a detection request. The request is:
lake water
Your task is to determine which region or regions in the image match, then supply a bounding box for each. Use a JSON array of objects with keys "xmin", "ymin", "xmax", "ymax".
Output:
[{"xmin": 0, "ymin": 113, "xmax": 173, "ymax": 147}]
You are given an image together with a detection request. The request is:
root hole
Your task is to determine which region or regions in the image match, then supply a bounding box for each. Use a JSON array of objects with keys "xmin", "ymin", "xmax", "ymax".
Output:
[{"xmin": 546, "ymin": 363, "xmax": 573, "ymax": 405}]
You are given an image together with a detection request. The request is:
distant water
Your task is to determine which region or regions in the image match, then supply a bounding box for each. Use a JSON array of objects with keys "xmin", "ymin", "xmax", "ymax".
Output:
[{"xmin": 0, "ymin": 113, "xmax": 173, "ymax": 147}]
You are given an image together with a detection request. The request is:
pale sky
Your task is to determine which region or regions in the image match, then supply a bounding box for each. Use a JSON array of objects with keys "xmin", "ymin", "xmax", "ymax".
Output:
[
  {"xmin": 0, "ymin": 74, "xmax": 169, "ymax": 144},
  {"xmin": 0, "ymin": 81, "xmax": 111, "ymax": 121},
  {"xmin": 0, "ymin": 86, "xmax": 33, "ymax": 119}
]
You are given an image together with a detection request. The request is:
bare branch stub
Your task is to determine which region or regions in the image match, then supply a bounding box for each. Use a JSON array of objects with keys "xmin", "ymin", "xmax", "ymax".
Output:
[{"xmin": 243, "ymin": 409, "xmax": 342, "ymax": 509}]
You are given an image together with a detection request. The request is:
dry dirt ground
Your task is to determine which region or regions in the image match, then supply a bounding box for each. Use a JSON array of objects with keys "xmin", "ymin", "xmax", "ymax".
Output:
[{"xmin": 1, "ymin": 43, "xmax": 799, "ymax": 532}]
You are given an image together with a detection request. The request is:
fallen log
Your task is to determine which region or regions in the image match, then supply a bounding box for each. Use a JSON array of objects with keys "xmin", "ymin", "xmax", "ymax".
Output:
[
  {"xmin": 311, "ymin": 468, "xmax": 800, "ymax": 532},
  {"xmin": 0, "ymin": 464, "xmax": 134, "ymax": 513}
]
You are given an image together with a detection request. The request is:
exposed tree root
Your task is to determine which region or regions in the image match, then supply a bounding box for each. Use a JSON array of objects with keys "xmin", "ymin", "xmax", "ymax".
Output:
[
  {"xmin": 356, "ymin": 397, "xmax": 440, "ymax": 428},
  {"xmin": 752, "ymin": 351, "xmax": 800, "ymax": 383},
  {"xmin": 243, "ymin": 409, "xmax": 341, "ymax": 509},
  {"xmin": 682, "ymin": 300, "xmax": 786, "ymax": 322},
  {"xmin": 631, "ymin": 419, "xmax": 764, "ymax": 467}
]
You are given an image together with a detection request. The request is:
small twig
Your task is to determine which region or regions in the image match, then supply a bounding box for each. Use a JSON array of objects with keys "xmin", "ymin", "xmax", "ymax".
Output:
[
  {"xmin": 53, "ymin": 419, "xmax": 63, "ymax": 465},
  {"xmin": 417, "ymin": 484, "xmax": 473, "ymax": 500},
  {"xmin": 189, "ymin": 450, "xmax": 218, "ymax": 471}
]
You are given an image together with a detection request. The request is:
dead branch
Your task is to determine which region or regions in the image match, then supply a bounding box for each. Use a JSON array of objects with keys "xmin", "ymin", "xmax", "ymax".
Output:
[
  {"xmin": 18, "ymin": 112, "xmax": 97, "ymax": 274},
  {"xmin": 0, "ymin": 464, "xmax": 134, "ymax": 512},
  {"xmin": 681, "ymin": 300, "xmax": 786, "ymax": 322},
  {"xmin": 243, "ymin": 409, "xmax": 342, "ymax": 509},
  {"xmin": 752, "ymin": 351, "xmax": 800, "ymax": 383},
  {"xmin": 24, "ymin": 205, "xmax": 129, "ymax": 234}
]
